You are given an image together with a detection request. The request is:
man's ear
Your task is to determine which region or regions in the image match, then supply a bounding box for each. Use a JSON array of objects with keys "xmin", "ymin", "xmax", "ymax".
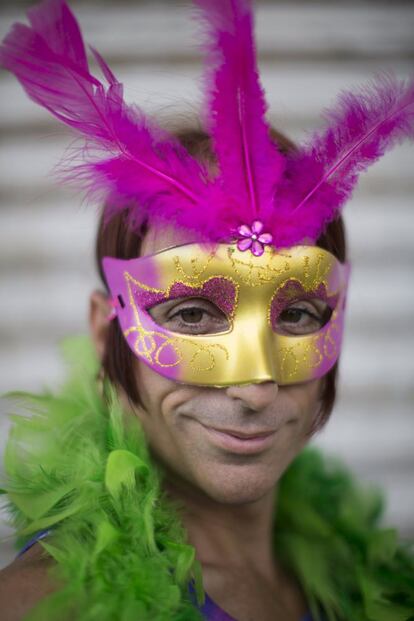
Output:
[{"xmin": 89, "ymin": 290, "xmax": 112, "ymax": 361}]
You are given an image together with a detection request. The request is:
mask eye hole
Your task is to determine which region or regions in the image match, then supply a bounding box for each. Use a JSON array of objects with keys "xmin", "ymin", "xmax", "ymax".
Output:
[
  {"xmin": 272, "ymin": 298, "xmax": 333, "ymax": 336},
  {"xmin": 269, "ymin": 280, "xmax": 337, "ymax": 336},
  {"xmin": 274, "ymin": 300, "xmax": 332, "ymax": 335},
  {"xmin": 148, "ymin": 296, "xmax": 230, "ymax": 335}
]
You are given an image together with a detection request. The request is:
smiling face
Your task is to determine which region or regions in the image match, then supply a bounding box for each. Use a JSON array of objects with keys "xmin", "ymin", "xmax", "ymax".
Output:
[{"xmin": 112, "ymin": 226, "xmax": 328, "ymax": 504}]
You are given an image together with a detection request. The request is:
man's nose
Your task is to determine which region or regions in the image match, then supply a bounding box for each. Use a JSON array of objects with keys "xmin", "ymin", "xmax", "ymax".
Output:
[{"xmin": 225, "ymin": 381, "xmax": 279, "ymax": 412}]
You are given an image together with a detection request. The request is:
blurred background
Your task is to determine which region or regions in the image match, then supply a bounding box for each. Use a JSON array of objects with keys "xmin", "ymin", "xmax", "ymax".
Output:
[{"xmin": 0, "ymin": 0, "xmax": 413, "ymax": 569}]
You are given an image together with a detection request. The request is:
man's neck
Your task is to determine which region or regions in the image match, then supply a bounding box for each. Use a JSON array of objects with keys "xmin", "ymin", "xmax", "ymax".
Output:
[
  {"xmin": 164, "ymin": 474, "xmax": 278, "ymax": 578},
  {"xmin": 163, "ymin": 474, "xmax": 309, "ymax": 619}
]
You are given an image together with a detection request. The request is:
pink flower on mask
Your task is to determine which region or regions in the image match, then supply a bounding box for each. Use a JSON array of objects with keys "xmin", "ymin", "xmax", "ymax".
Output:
[{"xmin": 236, "ymin": 220, "xmax": 273, "ymax": 256}]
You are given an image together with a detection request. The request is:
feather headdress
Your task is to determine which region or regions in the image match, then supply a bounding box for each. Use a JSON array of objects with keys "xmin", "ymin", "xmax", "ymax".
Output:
[{"xmin": 1, "ymin": 0, "xmax": 414, "ymax": 249}]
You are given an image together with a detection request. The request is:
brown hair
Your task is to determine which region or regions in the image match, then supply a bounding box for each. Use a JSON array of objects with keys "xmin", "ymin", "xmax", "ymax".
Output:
[{"xmin": 95, "ymin": 128, "xmax": 346, "ymax": 434}]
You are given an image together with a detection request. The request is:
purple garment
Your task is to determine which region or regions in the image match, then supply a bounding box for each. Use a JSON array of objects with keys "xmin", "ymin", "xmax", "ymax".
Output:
[
  {"xmin": 190, "ymin": 580, "xmax": 315, "ymax": 621},
  {"xmin": 17, "ymin": 529, "xmax": 50, "ymax": 557}
]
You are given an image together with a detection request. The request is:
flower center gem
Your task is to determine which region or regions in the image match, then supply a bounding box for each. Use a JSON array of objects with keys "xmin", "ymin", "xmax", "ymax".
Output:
[{"xmin": 235, "ymin": 220, "xmax": 273, "ymax": 257}]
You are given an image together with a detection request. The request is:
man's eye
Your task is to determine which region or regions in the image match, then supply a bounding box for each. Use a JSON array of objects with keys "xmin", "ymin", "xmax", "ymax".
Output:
[
  {"xmin": 276, "ymin": 303, "xmax": 330, "ymax": 336},
  {"xmin": 148, "ymin": 298, "xmax": 229, "ymax": 335},
  {"xmin": 168, "ymin": 304, "xmax": 228, "ymax": 334},
  {"xmin": 279, "ymin": 308, "xmax": 311, "ymax": 324},
  {"xmin": 174, "ymin": 307, "xmax": 205, "ymax": 324}
]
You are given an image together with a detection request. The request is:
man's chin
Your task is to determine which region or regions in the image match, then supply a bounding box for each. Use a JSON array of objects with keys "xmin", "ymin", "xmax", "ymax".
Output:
[
  {"xmin": 195, "ymin": 466, "xmax": 277, "ymax": 505},
  {"xmin": 204, "ymin": 484, "xmax": 273, "ymax": 506}
]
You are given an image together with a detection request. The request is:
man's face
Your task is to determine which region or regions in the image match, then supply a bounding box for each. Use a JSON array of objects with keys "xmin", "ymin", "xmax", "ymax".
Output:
[{"xmin": 128, "ymin": 226, "xmax": 324, "ymax": 504}]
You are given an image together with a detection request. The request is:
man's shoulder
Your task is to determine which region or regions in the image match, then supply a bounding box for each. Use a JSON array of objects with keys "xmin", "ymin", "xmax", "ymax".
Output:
[{"xmin": 0, "ymin": 543, "xmax": 56, "ymax": 621}]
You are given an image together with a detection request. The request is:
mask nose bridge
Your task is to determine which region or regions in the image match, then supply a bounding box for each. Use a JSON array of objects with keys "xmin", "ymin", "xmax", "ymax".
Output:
[{"xmin": 233, "ymin": 281, "xmax": 278, "ymax": 382}]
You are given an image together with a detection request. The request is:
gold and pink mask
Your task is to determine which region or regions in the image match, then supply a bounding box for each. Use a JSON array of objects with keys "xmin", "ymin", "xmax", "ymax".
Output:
[{"xmin": 103, "ymin": 243, "xmax": 349, "ymax": 387}]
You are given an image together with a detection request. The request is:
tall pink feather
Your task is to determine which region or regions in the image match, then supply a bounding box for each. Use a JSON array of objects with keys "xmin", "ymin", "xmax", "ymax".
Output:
[
  {"xmin": 273, "ymin": 73, "xmax": 414, "ymax": 247},
  {"xmin": 0, "ymin": 0, "xmax": 212, "ymax": 233},
  {"xmin": 193, "ymin": 0, "xmax": 285, "ymax": 226}
]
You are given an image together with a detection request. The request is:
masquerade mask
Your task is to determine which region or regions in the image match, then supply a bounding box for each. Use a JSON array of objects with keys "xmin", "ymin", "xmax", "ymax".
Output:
[{"xmin": 103, "ymin": 243, "xmax": 349, "ymax": 386}]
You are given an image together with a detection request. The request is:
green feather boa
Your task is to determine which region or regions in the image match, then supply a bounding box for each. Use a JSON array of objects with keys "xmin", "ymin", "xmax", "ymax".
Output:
[{"xmin": 1, "ymin": 337, "xmax": 413, "ymax": 621}]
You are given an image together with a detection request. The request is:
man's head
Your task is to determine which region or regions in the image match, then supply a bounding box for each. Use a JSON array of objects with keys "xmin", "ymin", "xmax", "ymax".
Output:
[{"xmin": 89, "ymin": 128, "xmax": 347, "ymax": 505}]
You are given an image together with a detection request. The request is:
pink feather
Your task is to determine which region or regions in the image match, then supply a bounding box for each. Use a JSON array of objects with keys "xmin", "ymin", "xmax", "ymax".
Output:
[
  {"xmin": 0, "ymin": 0, "xmax": 211, "ymax": 232},
  {"xmin": 193, "ymin": 0, "xmax": 285, "ymax": 226},
  {"xmin": 274, "ymin": 73, "xmax": 414, "ymax": 247},
  {"xmin": 2, "ymin": 1, "xmax": 413, "ymax": 249}
]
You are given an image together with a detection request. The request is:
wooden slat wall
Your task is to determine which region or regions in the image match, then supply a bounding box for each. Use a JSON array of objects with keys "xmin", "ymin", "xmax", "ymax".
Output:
[{"xmin": 1, "ymin": 1, "xmax": 413, "ymax": 569}]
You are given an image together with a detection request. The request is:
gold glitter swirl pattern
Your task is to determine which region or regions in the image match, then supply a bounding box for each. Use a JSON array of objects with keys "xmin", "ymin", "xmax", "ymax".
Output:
[
  {"xmin": 227, "ymin": 247, "xmax": 292, "ymax": 286},
  {"xmin": 323, "ymin": 311, "xmax": 340, "ymax": 360},
  {"xmin": 189, "ymin": 343, "xmax": 229, "ymax": 372},
  {"xmin": 173, "ymin": 253, "xmax": 215, "ymax": 283},
  {"xmin": 279, "ymin": 339, "xmax": 324, "ymax": 379}
]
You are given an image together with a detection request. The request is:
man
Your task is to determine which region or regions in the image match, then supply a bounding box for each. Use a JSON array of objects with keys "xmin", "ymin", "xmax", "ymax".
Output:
[{"xmin": 0, "ymin": 1, "xmax": 413, "ymax": 620}]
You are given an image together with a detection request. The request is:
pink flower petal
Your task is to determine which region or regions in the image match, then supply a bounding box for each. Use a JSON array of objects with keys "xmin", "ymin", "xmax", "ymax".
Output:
[
  {"xmin": 237, "ymin": 237, "xmax": 253, "ymax": 252},
  {"xmin": 237, "ymin": 224, "xmax": 252, "ymax": 238},
  {"xmin": 258, "ymin": 233, "xmax": 273, "ymax": 245},
  {"xmin": 251, "ymin": 240, "xmax": 264, "ymax": 256},
  {"xmin": 251, "ymin": 220, "xmax": 264, "ymax": 235}
]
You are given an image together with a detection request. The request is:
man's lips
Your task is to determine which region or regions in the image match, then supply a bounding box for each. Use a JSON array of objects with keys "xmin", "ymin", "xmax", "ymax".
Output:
[
  {"xmin": 198, "ymin": 422, "xmax": 278, "ymax": 454},
  {"xmin": 207, "ymin": 426, "xmax": 276, "ymax": 439}
]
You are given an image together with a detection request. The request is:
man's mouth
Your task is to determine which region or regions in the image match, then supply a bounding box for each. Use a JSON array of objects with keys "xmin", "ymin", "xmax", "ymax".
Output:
[{"xmin": 198, "ymin": 422, "xmax": 277, "ymax": 454}]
